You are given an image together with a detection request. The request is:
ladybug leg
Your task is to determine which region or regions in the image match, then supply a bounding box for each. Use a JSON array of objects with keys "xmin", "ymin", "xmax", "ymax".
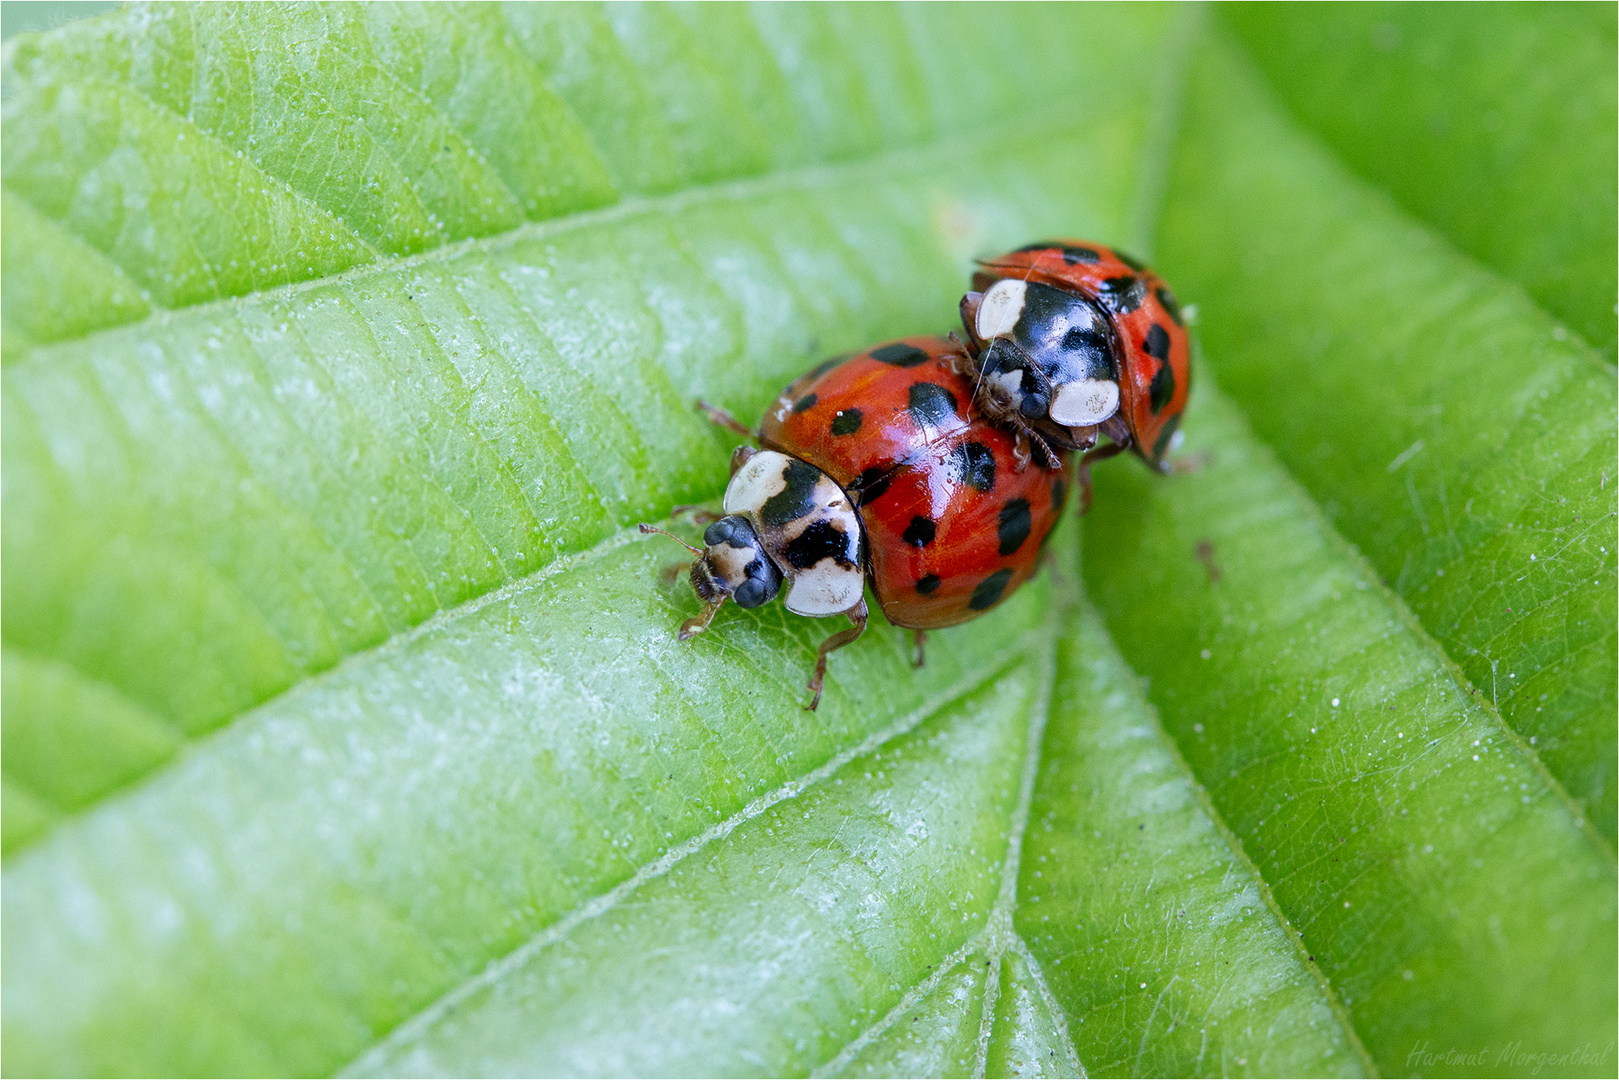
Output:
[
  {"xmin": 1077, "ymin": 441, "xmax": 1129, "ymax": 514},
  {"xmin": 943, "ymin": 331, "xmax": 980, "ymax": 374},
  {"xmin": 1024, "ymin": 425, "xmax": 1060, "ymax": 472},
  {"xmin": 806, "ymin": 598, "xmax": 868, "ymax": 711},
  {"xmin": 696, "ymin": 399, "xmax": 758, "ymax": 439},
  {"xmin": 958, "ymin": 294, "xmax": 986, "ymax": 350},
  {"xmin": 910, "ymin": 628, "xmax": 927, "ymax": 669},
  {"xmin": 679, "ymin": 597, "xmax": 726, "ymax": 641},
  {"xmin": 1010, "ymin": 429, "xmax": 1033, "ymax": 472}
]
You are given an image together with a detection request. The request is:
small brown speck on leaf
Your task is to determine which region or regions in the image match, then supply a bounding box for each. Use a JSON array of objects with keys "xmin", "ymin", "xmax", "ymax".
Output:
[{"xmin": 1195, "ymin": 539, "xmax": 1221, "ymax": 584}]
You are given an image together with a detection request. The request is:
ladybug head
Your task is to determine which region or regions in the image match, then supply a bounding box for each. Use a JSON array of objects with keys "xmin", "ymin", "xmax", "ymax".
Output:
[
  {"xmin": 964, "ymin": 278, "xmax": 1122, "ymax": 437},
  {"xmin": 691, "ymin": 515, "xmax": 783, "ymax": 613},
  {"xmin": 639, "ymin": 515, "xmax": 783, "ymax": 640}
]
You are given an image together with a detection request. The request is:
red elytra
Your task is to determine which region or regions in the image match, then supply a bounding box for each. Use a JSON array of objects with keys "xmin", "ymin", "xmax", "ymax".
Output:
[
  {"xmin": 646, "ymin": 335, "xmax": 1072, "ymax": 709},
  {"xmin": 760, "ymin": 336, "xmax": 1071, "ymax": 630},
  {"xmin": 971, "ymin": 239, "xmax": 1191, "ymax": 464}
]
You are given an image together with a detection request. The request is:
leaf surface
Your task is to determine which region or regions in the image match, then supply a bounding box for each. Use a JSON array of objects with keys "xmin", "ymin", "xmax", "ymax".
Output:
[
  {"xmin": 1154, "ymin": 29, "xmax": 1618, "ymax": 840},
  {"xmin": 1, "ymin": 2, "xmax": 1166, "ymax": 843},
  {"xmin": 1222, "ymin": 2, "xmax": 1618, "ymax": 361},
  {"xmin": 3, "ymin": 5, "xmax": 1614, "ymax": 1078},
  {"xmin": 1085, "ymin": 379, "xmax": 1614, "ymax": 1073}
]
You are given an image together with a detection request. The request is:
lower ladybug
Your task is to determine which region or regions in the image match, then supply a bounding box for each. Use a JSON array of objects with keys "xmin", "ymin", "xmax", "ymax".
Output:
[
  {"xmin": 956, "ymin": 239, "xmax": 1190, "ymax": 507},
  {"xmin": 642, "ymin": 336, "xmax": 1071, "ymax": 709}
]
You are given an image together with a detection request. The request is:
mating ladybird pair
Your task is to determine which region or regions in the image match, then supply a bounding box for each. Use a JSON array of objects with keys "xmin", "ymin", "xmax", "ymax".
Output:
[{"xmin": 642, "ymin": 240, "xmax": 1190, "ymax": 708}]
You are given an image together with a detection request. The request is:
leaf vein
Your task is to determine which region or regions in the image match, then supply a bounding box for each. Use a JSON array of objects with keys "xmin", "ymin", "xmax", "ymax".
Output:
[{"xmin": 341, "ymin": 633, "xmax": 1044, "ymax": 1074}]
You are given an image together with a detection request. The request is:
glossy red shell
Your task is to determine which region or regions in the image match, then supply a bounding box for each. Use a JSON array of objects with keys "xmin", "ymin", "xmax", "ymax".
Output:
[
  {"xmin": 973, "ymin": 240, "xmax": 1190, "ymax": 463},
  {"xmin": 759, "ymin": 337, "xmax": 1071, "ymax": 630}
]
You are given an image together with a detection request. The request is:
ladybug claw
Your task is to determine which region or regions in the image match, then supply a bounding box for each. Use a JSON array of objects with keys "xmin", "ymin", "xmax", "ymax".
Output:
[
  {"xmin": 678, "ymin": 598, "xmax": 724, "ymax": 641},
  {"xmin": 1010, "ymin": 430, "xmax": 1033, "ymax": 472}
]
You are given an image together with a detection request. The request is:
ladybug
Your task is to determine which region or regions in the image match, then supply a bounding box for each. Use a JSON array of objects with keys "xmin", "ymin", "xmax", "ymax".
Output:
[
  {"xmin": 956, "ymin": 239, "xmax": 1190, "ymax": 507},
  {"xmin": 642, "ymin": 337, "xmax": 1071, "ymax": 709}
]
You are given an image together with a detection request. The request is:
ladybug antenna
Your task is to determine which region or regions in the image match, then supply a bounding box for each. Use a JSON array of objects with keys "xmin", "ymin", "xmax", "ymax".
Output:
[
  {"xmin": 1025, "ymin": 426, "xmax": 1061, "ymax": 472},
  {"xmin": 638, "ymin": 522, "xmax": 703, "ymax": 557}
]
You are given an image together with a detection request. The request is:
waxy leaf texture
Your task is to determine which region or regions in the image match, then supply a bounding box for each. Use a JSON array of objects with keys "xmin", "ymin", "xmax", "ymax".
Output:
[{"xmin": 2, "ymin": 4, "xmax": 1614, "ymax": 1077}]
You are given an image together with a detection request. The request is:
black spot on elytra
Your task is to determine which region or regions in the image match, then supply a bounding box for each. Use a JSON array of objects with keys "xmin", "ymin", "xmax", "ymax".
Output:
[
  {"xmin": 1114, "ymin": 249, "xmax": 1147, "ymax": 272},
  {"xmin": 851, "ymin": 466, "xmax": 892, "ymax": 505},
  {"xmin": 1098, "ymin": 275, "xmax": 1147, "ymax": 314},
  {"xmin": 1155, "ymin": 286, "xmax": 1182, "ymax": 326},
  {"xmin": 1151, "ymin": 414, "xmax": 1181, "ymax": 461},
  {"xmin": 783, "ymin": 518, "xmax": 856, "ymax": 570},
  {"xmin": 949, "ymin": 441, "xmax": 996, "ymax": 493},
  {"xmin": 1051, "ymin": 477, "xmax": 1068, "ymax": 517},
  {"xmin": 831, "ymin": 407, "xmax": 863, "ymax": 436},
  {"xmin": 1144, "ymin": 323, "xmax": 1171, "ymax": 362},
  {"xmin": 903, "ymin": 516, "xmax": 936, "ymax": 548},
  {"xmin": 792, "ymin": 392, "xmax": 818, "ymax": 414},
  {"xmin": 908, "ymin": 382, "xmax": 959, "ymax": 427},
  {"xmin": 872, "ymin": 342, "xmax": 931, "ymax": 367},
  {"xmin": 997, "ymin": 499, "xmax": 1031, "ymax": 556},
  {"xmin": 1149, "ymin": 354, "xmax": 1176, "ymax": 413},
  {"xmin": 759, "ymin": 459, "xmax": 822, "ymax": 526},
  {"xmin": 969, "ymin": 568, "xmax": 1014, "ymax": 611},
  {"xmin": 916, "ymin": 574, "xmax": 941, "ymax": 595}
]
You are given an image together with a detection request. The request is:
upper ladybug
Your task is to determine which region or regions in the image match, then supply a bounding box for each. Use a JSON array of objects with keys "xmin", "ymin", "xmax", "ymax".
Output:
[
  {"xmin": 958, "ymin": 239, "xmax": 1190, "ymax": 473},
  {"xmin": 643, "ymin": 337, "xmax": 1071, "ymax": 709}
]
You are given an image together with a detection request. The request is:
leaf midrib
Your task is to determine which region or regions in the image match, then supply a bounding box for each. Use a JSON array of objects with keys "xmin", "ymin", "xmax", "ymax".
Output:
[
  {"xmin": 340, "ymin": 36, "xmax": 1208, "ymax": 1048},
  {"xmin": 25, "ymin": 2, "xmax": 1598, "ymax": 868},
  {"xmin": 347, "ymin": 565, "xmax": 1388, "ymax": 1078},
  {"xmin": 8, "ymin": 10, "xmax": 1607, "ymax": 1071}
]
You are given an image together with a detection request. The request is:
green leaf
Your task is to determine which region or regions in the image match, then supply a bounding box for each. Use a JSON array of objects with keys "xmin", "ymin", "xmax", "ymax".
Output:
[
  {"xmin": 1085, "ymin": 381, "xmax": 1614, "ymax": 1072},
  {"xmin": 1221, "ymin": 2, "xmax": 1618, "ymax": 362},
  {"xmin": 3, "ymin": 4, "xmax": 1614, "ymax": 1078},
  {"xmin": 1154, "ymin": 27, "xmax": 1618, "ymax": 841}
]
